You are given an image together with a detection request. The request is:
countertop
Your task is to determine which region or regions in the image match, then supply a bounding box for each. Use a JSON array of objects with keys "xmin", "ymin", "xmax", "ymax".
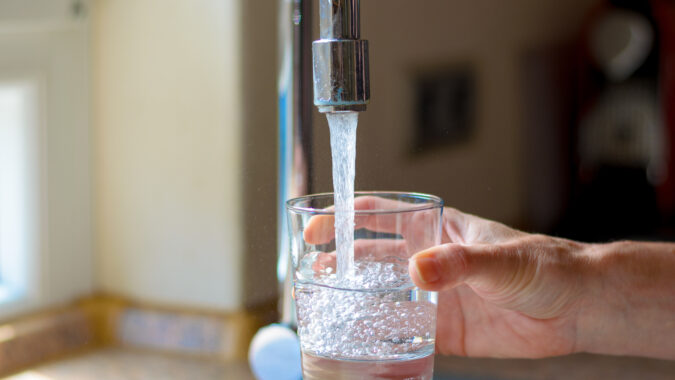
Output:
[
  {"xmin": 4, "ymin": 348, "xmax": 674, "ymax": 380},
  {"xmin": 2, "ymin": 348, "xmax": 255, "ymax": 380}
]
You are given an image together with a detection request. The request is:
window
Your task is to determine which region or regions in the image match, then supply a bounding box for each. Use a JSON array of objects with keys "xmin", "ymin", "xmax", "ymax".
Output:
[
  {"xmin": 0, "ymin": 76, "xmax": 41, "ymax": 308},
  {"xmin": 0, "ymin": 1, "xmax": 91, "ymax": 320}
]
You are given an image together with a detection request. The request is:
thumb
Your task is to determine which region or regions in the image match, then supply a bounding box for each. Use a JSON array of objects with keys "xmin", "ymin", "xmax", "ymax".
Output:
[{"xmin": 409, "ymin": 243, "xmax": 530, "ymax": 293}]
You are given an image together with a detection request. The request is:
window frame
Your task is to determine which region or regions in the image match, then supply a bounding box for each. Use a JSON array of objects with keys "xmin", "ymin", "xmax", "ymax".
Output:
[{"xmin": 0, "ymin": 71, "xmax": 46, "ymax": 318}]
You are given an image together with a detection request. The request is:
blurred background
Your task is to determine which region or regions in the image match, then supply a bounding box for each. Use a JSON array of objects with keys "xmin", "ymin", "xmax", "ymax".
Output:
[{"xmin": 0, "ymin": 0, "xmax": 673, "ymax": 379}]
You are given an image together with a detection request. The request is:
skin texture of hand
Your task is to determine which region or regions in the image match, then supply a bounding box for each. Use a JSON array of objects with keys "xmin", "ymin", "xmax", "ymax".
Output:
[
  {"xmin": 408, "ymin": 208, "xmax": 589, "ymax": 358},
  {"xmin": 304, "ymin": 198, "xmax": 675, "ymax": 360}
]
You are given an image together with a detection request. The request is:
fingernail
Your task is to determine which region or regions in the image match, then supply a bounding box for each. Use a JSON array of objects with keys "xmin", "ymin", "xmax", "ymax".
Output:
[{"xmin": 413, "ymin": 251, "xmax": 441, "ymax": 284}]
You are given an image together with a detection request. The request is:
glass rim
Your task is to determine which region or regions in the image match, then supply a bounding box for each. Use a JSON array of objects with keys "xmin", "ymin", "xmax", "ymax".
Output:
[{"xmin": 286, "ymin": 191, "xmax": 444, "ymax": 215}]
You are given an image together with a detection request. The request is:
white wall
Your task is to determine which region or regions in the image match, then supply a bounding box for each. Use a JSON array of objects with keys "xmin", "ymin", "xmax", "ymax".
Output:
[{"xmin": 92, "ymin": 0, "xmax": 244, "ymax": 310}]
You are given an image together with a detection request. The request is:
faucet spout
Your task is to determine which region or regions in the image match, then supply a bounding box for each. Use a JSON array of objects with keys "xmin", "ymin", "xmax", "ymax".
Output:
[
  {"xmin": 313, "ymin": 0, "xmax": 370, "ymax": 113},
  {"xmin": 320, "ymin": 0, "xmax": 360, "ymax": 40}
]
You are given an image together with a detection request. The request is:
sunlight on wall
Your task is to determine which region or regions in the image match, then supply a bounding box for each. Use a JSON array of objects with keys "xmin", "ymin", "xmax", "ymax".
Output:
[{"xmin": 93, "ymin": 0, "xmax": 244, "ymax": 310}]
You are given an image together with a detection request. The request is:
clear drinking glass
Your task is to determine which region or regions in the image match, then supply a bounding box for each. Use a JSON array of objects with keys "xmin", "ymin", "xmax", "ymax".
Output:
[{"xmin": 287, "ymin": 192, "xmax": 443, "ymax": 380}]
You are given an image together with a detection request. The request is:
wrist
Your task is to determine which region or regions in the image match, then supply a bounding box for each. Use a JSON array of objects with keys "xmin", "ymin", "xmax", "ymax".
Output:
[
  {"xmin": 573, "ymin": 241, "xmax": 621, "ymax": 355},
  {"xmin": 575, "ymin": 241, "xmax": 675, "ymax": 359}
]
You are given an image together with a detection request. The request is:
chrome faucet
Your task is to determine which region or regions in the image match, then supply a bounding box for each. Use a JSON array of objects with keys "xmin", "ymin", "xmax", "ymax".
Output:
[
  {"xmin": 313, "ymin": 0, "xmax": 370, "ymax": 113},
  {"xmin": 277, "ymin": 0, "xmax": 370, "ymax": 325}
]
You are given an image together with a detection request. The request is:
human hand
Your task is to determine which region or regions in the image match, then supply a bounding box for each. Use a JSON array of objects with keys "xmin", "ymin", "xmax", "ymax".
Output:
[
  {"xmin": 408, "ymin": 207, "xmax": 588, "ymax": 358},
  {"xmin": 304, "ymin": 197, "xmax": 675, "ymax": 359}
]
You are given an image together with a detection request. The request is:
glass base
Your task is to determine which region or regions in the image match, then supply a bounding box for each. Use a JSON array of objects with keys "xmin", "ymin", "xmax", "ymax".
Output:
[{"xmin": 301, "ymin": 352, "xmax": 434, "ymax": 380}]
